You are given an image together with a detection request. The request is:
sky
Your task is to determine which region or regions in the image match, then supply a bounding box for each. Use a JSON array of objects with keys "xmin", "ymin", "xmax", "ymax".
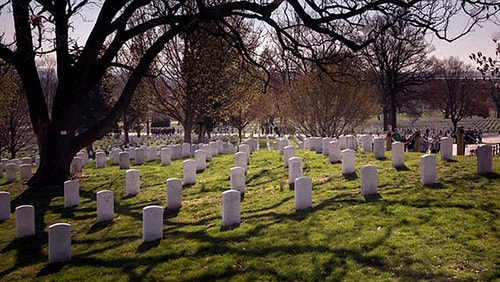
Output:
[
  {"xmin": 0, "ymin": 5, "xmax": 499, "ymax": 65},
  {"xmin": 429, "ymin": 20, "xmax": 500, "ymax": 64}
]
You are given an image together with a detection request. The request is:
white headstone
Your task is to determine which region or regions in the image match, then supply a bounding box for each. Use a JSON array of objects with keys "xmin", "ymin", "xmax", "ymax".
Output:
[
  {"xmin": 477, "ymin": 144, "xmax": 493, "ymax": 175},
  {"xmin": 239, "ymin": 144, "xmax": 251, "ymax": 164},
  {"xmin": 288, "ymin": 157, "xmax": 303, "ymax": 185},
  {"xmin": 21, "ymin": 157, "xmax": 32, "ymax": 166},
  {"xmin": 322, "ymin": 138, "xmax": 333, "ymax": 156},
  {"xmin": 160, "ymin": 147, "xmax": 172, "ymax": 166},
  {"xmin": 222, "ymin": 190, "xmax": 241, "ymax": 227},
  {"xmin": 172, "ymin": 144, "xmax": 183, "ymax": 160},
  {"xmin": 234, "ymin": 152, "xmax": 248, "ymax": 172},
  {"xmin": 142, "ymin": 205, "xmax": 163, "ymax": 242},
  {"xmin": 294, "ymin": 176, "xmax": 312, "ymax": 210},
  {"xmin": 19, "ymin": 164, "xmax": 32, "ymax": 181},
  {"xmin": 0, "ymin": 191, "xmax": 10, "ymax": 221},
  {"xmin": 391, "ymin": 142, "xmax": 405, "ymax": 168},
  {"xmin": 16, "ymin": 205, "xmax": 35, "ymax": 238},
  {"xmin": 183, "ymin": 160, "xmax": 196, "ymax": 185},
  {"xmin": 314, "ymin": 137, "xmax": 322, "ymax": 154},
  {"xmin": 182, "ymin": 143, "xmax": 191, "ymax": 158},
  {"xmin": 341, "ymin": 149, "xmax": 356, "ymax": 175},
  {"xmin": 48, "ymin": 223, "xmax": 71, "ymax": 263},
  {"xmin": 440, "ymin": 137, "xmax": 453, "ymax": 161},
  {"xmin": 96, "ymin": 190, "xmax": 114, "ymax": 222},
  {"xmin": 202, "ymin": 144, "xmax": 212, "ymax": 161},
  {"xmin": 346, "ymin": 135, "xmax": 357, "ymax": 151},
  {"xmin": 76, "ymin": 151, "xmax": 88, "ymax": 165},
  {"xmin": 149, "ymin": 146, "xmax": 158, "ymax": 161},
  {"xmin": 361, "ymin": 135, "xmax": 373, "ymax": 152},
  {"xmin": 125, "ymin": 169, "xmax": 140, "ymax": 196},
  {"xmin": 191, "ymin": 144, "xmax": 199, "ymax": 154},
  {"xmin": 194, "ymin": 149, "xmax": 206, "ymax": 172},
  {"xmin": 283, "ymin": 146, "xmax": 296, "ymax": 168},
  {"xmin": 339, "ymin": 136, "xmax": 347, "ymax": 150},
  {"xmin": 361, "ymin": 165, "xmax": 378, "ymax": 196},
  {"xmin": 329, "ymin": 141, "xmax": 341, "ymax": 163},
  {"xmin": 95, "ymin": 151, "xmax": 106, "ymax": 168},
  {"xmin": 277, "ymin": 138, "xmax": 288, "ymax": 155},
  {"xmin": 5, "ymin": 163, "xmax": 17, "ymax": 182},
  {"xmin": 9, "ymin": 158, "xmax": 20, "ymax": 168},
  {"xmin": 64, "ymin": 180, "xmax": 80, "ymax": 208},
  {"xmin": 210, "ymin": 141, "xmax": 218, "ymax": 156},
  {"xmin": 119, "ymin": 151, "xmax": 130, "ymax": 169},
  {"xmin": 420, "ymin": 154, "xmax": 437, "ymax": 185},
  {"xmin": 166, "ymin": 178, "xmax": 182, "ymax": 210},
  {"xmin": 0, "ymin": 162, "xmax": 4, "ymax": 178},
  {"xmin": 230, "ymin": 167, "xmax": 246, "ymax": 196},
  {"xmin": 303, "ymin": 138, "xmax": 312, "ymax": 151},
  {"xmin": 216, "ymin": 140, "xmax": 225, "ymax": 154},
  {"xmin": 111, "ymin": 148, "xmax": 121, "ymax": 165},
  {"xmin": 223, "ymin": 142, "xmax": 234, "ymax": 154},
  {"xmin": 128, "ymin": 147, "xmax": 136, "ymax": 160},
  {"xmin": 70, "ymin": 157, "xmax": 83, "ymax": 174},
  {"xmin": 135, "ymin": 148, "xmax": 145, "ymax": 165},
  {"xmin": 373, "ymin": 137, "xmax": 385, "ymax": 160}
]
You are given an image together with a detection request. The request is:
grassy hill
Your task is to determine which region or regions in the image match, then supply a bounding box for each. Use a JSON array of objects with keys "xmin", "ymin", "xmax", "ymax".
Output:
[{"xmin": 0, "ymin": 147, "xmax": 499, "ymax": 281}]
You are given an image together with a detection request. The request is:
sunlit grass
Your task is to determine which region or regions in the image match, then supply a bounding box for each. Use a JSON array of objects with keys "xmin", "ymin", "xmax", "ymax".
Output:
[{"xmin": 1, "ymin": 147, "xmax": 499, "ymax": 281}]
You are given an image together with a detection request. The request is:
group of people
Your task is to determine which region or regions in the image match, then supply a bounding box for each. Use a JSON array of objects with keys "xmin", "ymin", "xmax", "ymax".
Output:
[{"xmin": 389, "ymin": 127, "xmax": 483, "ymax": 153}]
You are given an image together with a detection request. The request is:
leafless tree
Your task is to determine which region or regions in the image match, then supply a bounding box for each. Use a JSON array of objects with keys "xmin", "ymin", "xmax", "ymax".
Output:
[
  {"xmin": 427, "ymin": 57, "xmax": 490, "ymax": 133},
  {"xmin": 0, "ymin": 0, "xmax": 497, "ymax": 186},
  {"xmin": 360, "ymin": 15, "xmax": 435, "ymax": 131}
]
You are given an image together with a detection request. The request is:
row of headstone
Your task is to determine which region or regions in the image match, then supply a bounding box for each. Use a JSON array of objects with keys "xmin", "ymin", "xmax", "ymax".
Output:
[
  {"xmin": 0, "ymin": 157, "xmax": 35, "ymax": 182},
  {"xmin": 6, "ymin": 202, "xmax": 71, "ymax": 263},
  {"xmin": 3, "ymin": 144, "xmax": 493, "ymax": 264},
  {"xmin": 303, "ymin": 135, "xmax": 358, "ymax": 153},
  {"xmin": 95, "ymin": 140, "xmax": 237, "ymax": 170}
]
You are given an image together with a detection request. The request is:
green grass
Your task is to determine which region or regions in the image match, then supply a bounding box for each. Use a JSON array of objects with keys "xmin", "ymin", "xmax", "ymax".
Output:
[{"xmin": 1, "ymin": 148, "xmax": 499, "ymax": 281}]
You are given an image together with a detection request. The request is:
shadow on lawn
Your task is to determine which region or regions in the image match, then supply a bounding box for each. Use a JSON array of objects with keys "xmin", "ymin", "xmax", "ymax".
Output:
[
  {"xmin": 0, "ymin": 185, "xmax": 61, "ymax": 280},
  {"xmin": 24, "ymin": 182, "xmax": 490, "ymax": 281}
]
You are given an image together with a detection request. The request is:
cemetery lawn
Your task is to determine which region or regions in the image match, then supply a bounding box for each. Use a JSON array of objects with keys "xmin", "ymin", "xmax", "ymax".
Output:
[{"xmin": 1, "ymin": 149, "xmax": 499, "ymax": 281}]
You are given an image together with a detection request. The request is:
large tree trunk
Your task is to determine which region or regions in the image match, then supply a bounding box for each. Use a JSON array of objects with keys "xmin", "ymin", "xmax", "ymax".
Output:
[
  {"xmin": 28, "ymin": 130, "xmax": 76, "ymax": 187},
  {"xmin": 183, "ymin": 116, "xmax": 193, "ymax": 144},
  {"xmin": 390, "ymin": 93, "xmax": 398, "ymax": 131},
  {"xmin": 238, "ymin": 127, "xmax": 243, "ymax": 142},
  {"xmin": 123, "ymin": 124, "xmax": 130, "ymax": 145},
  {"xmin": 382, "ymin": 107, "xmax": 390, "ymax": 131}
]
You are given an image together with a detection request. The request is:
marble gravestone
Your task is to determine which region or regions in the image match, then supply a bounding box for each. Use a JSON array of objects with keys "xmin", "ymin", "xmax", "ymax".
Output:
[
  {"xmin": 294, "ymin": 176, "xmax": 312, "ymax": 210},
  {"xmin": 48, "ymin": 223, "xmax": 72, "ymax": 263},
  {"xmin": 96, "ymin": 190, "xmax": 114, "ymax": 222},
  {"xmin": 360, "ymin": 164, "xmax": 378, "ymax": 196},
  {"xmin": 142, "ymin": 206, "xmax": 163, "ymax": 242},
  {"xmin": 166, "ymin": 178, "xmax": 182, "ymax": 210},
  {"xmin": 16, "ymin": 205, "xmax": 35, "ymax": 238},
  {"xmin": 222, "ymin": 190, "xmax": 241, "ymax": 228}
]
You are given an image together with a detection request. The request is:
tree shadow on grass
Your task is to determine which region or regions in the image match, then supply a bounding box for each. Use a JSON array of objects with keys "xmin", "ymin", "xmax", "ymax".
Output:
[
  {"xmin": 136, "ymin": 239, "xmax": 161, "ymax": 253},
  {"xmin": 164, "ymin": 208, "xmax": 180, "ymax": 219},
  {"xmin": 422, "ymin": 182, "xmax": 445, "ymax": 189},
  {"xmin": 36, "ymin": 262, "xmax": 66, "ymax": 277},
  {"xmin": 342, "ymin": 172, "xmax": 357, "ymax": 180},
  {"xmin": 220, "ymin": 223, "xmax": 241, "ymax": 232},
  {"xmin": 481, "ymin": 172, "xmax": 500, "ymax": 180},
  {"xmin": 395, "ymin": 165, "xmax": 410, "ymax": 172},
  {"xmin": 87, "ymin": 220, "xmax": 114, "ymax": 234},
  {"xmin": 0, "ymin": 185, "xmax": 62, "ymax": 280},
  {"xmin": 363, "ymin": 193, "xmax": 382, "ymax": 202}
]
